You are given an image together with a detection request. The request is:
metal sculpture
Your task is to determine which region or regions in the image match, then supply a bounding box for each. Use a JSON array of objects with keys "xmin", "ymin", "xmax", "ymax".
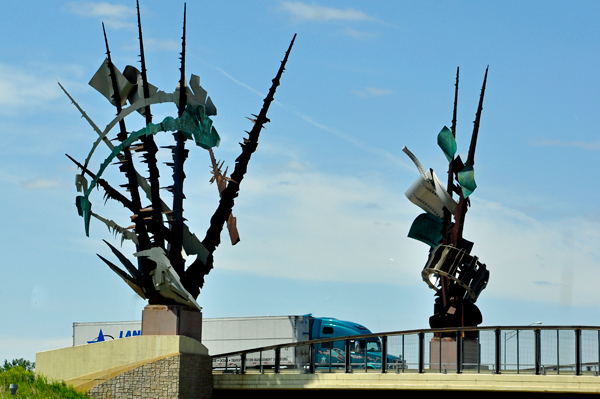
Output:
[
  {"xmin": 403, "ymin": 67, "xmax": 489, "ymax": 329},
  {"xmin": 60, "ymin": 1, "xmax": 295, "ymax": 310}
]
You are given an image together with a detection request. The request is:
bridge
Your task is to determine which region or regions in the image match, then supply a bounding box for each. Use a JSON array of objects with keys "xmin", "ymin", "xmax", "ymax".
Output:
[{"xmin": 211, "ymin": 325, "xmax": 600, "ymax": 396}]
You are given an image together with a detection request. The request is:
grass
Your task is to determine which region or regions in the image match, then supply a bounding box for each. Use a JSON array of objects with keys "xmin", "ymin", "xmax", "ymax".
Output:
[{"xmin": 0, "ymin": 367, "xmax": 91, "ymax": 399}]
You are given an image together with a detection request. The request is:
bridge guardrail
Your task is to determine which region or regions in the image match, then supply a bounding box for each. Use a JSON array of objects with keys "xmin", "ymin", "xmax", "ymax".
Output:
[{"xmin": 211, "ymin": 326, "xmax": 600, "ymax": 376}]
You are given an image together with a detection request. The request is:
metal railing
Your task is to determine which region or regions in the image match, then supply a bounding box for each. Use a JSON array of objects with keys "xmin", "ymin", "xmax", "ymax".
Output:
[{"xmin": 211, "ymin": 326, "xmax": 600, "ymax": 375}]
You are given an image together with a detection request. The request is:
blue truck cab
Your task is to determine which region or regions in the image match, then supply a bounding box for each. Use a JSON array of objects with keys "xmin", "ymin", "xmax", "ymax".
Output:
[{"xmin": 309, "ymin": 316, "xmax": 403, "ymax": 370}]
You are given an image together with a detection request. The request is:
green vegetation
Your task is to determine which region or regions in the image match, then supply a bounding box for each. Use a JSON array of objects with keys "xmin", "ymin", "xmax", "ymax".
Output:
[
  {"xmin": 0, "ymin": 359, "xmax": 90, "ymax": 399},
  {"xmin": 2, "ymin": 359, "xmax": 34, "ymax": 372}
]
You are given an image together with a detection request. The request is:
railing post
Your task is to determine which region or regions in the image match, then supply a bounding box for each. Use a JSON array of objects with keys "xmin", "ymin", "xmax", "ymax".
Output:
[
  {"xmin": 224, "ymin": 356, "xmax": 228, "ymax": 373},
  {"xmin": 345, "ymin": 339, "xmax": 352, "ymax": 373},
  {"xmin": 275, "ymin": 347, "xmax": 281, "ymax": 374},
  {"xmin": 381, "ymin": 336, "xmax": 388, "ymax": 373},
  {"xmin": 402, "ymin": 335, "xmax": 405, "ymax": 373},
  {"xmin": 477, "ymin": 330, "xmax": 481, "ymax": 374},
  {"xmin": 309, "ymin": 343, "xmax": 315, "ymax": 374},
  {"xmin": 495, "ymin": 329, "xmax": 501, "ymax": 374},
  {"xmin": 418, "ymin": 332, "xmax": 425, "ymax": 373},
  {"xmin": 438, "ymin": 334, "xmax": 442, "ymax": 373},
  {"xmin": 456, "ymin": 331, "xmax": 463, "ymax": 374},
  {"xmin": 240, "ymin": 353, "xmax": 246, "ymax": 374},
  {"xmin": 364, "ymin": 339, "xmax": 368, "ymax": 372},
  {"xmin": 557, "ymin": 330, "xmax": 560, "ymax": 375},
  {"xmin": 328, "ymin": 344, "xmax": 332, "ymax": 372},
  {"xmin": 575, "ymin": 329, "xmax": 582, "ymax": 376},
  {"xmin": 516, "ymin": 330, "xmax": 520, "ymax": 374},
  {"xmin": 260, "ymin": 351, "xmax": 264, "ymax": 374},
  {"xmin": 535, "ymin": 329, "xmax": 541, "ymax": 375}
]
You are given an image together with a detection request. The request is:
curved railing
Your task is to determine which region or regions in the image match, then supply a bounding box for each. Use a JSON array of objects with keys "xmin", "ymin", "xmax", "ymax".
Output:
[{"xmin": 211, "ymin": 326, "xmax": 600, "ymax": 376}]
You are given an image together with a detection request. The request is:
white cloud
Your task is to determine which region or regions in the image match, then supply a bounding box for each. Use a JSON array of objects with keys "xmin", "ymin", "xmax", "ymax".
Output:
[
  {"xmin": 0, "ymin": 169, "xmax": 22, "ymax": 185},
  {"xmin": 280, "ymin": 1, "xmax": 378, "ymax": 23},
  {"xmin": 68, "ymin": 2, "xmax": 136, "ymax": 29},
  {"xmin": 144, "ymin": 38, "xmax": 180, "ymax": 52},
  {"xmin": 353, "ymin": 87, "xmax": 394, "ymax": 98},
  {"xmin": 465, "ymin": 198, "xmax": 600, "ymax": 307},
  {"xmin": 0, "ymin": 64, "xmax": 63, "ymax": 115},
  {"xmin": 531, "ymin": 137, "xmax": 600, "ymax": 151},
  {"xmin": 211, "ymin": 163, "xmax": 435, "ymax": 286},
  {"xmin": 20, "ymin": 178, "xmax": 66, "ymax": 190},
  {"xmin": 342, "ymin": 28, "xmax": 377, "ymax": 40},
  {"xmin": 0, "ymin": 168, "xmax": 67, "ymax": 190},
  {"xmin": 124, "ymin": 38, "xmax": 181, "ymax": 52}
]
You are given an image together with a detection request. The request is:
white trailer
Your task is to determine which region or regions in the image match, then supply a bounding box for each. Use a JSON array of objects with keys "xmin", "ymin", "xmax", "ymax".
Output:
[
  {"xmin": 73, "ymin": 315, "xmax": 311, "ymax": 368},
  {"xmin": 73, "ymin": 321, "xmax": 142, "ymax": 346},
  {"xmin": 205, "ymin": 316, "xmax": 310, "ymax": 369}
]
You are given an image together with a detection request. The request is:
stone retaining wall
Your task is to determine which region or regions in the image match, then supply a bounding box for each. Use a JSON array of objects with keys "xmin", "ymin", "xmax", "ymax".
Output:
[{"xmin": 89, "ymin": 353, "xmax": 212, "ymax": 399}]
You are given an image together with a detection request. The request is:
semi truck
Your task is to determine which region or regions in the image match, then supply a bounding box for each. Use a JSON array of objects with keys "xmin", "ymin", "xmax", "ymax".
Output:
[{"xmin": 73, "ymin": 315, "xmax": 404, "ymax": 370}]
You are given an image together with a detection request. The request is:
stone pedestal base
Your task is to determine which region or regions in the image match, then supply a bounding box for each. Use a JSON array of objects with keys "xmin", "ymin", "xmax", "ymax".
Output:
[
  {"xmin": 429, "ymin": 337, "xmax": 479, "ymax": 370},
  {"xmin": 142, "ymin": 305, "xmax": 202, "ymax": 343},
  {"xmin": 88, "ymin": 352, "xmax": 212, "ymax": 399}
]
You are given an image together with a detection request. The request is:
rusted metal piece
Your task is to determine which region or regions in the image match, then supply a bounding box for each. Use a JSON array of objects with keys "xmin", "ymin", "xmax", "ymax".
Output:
[
  {"xmin": 440, "ymin": 67, "xmax": 460, "ymax": 314},
  {"xmin": 449, "ymin": 67, "xmax": 488, "ymax": 248},
  {"xmin": 208, "ymin": 148, "xmax": 240, "ymax": 245},
  {"xmin": 405, "ymin": 68, "xmax": 490, "ymax": 331}
]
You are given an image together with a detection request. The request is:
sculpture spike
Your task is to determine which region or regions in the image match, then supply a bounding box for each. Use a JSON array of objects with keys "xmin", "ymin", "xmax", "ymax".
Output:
[
  {"xmin": 443, "ymin": 67, "xmax": 459, "ymax": 247},
  {"xmin": 102, "ymin": 22, "xmax": 152, "ymax": 264},
  {"xmin": 450, "ymin": 67, "xmax": 488, "ymax": 246},
  {"xmin": 136, "ymin": 0, "xmax": 152, "ymax": 123},
  {"xmin": 184, "ymin": 34, "xmax": 297, "ymax": 296},
  {"xmin": 66, "ymin": 154, "xmax": 136, "ymax": 213},
  {"xmin": 451, "ymin": 68, "xmax": 459, "ymax": 139},
  {"xmin": 103, "ymin": 239, "xmax": 141, "ymax": 279},
  {"xmin": 467, "ymin": 66, "xmax": 488, "ymax": 166},
  {"xmin": 136, "ymin": 0, "xmax": 165, "ymax": 249},
  {"xmin": 177, "ymin": 3, "xmax": 187, "ymax": 117},
  {"xmin": 97, "ymin": 254, "xmax": 146, "ymax": 299},
  {"xmin": 168, "ymin": 2, "xmax": 189, "ymax": 276}
]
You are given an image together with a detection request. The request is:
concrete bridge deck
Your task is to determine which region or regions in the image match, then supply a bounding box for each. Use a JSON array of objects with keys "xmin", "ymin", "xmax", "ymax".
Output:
[{"xmin": 213, "ymin": 371, "xmax": 600, "ymax": 396}]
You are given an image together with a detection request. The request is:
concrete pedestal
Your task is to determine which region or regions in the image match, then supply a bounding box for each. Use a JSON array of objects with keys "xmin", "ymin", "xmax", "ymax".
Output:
[
  {"xmin": 429, "ymin": 337, "xmax": 480, "ymax": 370},
  {"xmin": 142, "ymin": 305, "xmax": 202, "ymax": 342}
]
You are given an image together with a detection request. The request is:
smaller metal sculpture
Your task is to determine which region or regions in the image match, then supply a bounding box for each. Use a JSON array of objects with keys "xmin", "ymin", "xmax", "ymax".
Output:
[{"xmin": 403, "ymin": 67, "xmax": 489, "ymax": 329}]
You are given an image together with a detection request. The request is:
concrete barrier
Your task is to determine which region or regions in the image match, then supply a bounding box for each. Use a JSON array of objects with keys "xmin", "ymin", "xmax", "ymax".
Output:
[{"xmin": 36, "ymin": 335, "xmax": 212, "ymax": 399}]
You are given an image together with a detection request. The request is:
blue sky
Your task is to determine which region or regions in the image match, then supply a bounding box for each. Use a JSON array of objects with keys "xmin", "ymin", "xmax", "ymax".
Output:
[{"xmin": 2, "ymin": 1, "xmax": 600, "ymax": 362}]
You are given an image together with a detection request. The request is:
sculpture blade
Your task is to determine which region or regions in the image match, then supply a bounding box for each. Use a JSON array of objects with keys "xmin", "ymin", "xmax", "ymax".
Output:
[
  {"xmin": 102, "ymin": 239, "xmax": 141, "ymax": 279},
  {"xmin": 97, "ymin": 254, "xmax": 146, "ymax": 299}
]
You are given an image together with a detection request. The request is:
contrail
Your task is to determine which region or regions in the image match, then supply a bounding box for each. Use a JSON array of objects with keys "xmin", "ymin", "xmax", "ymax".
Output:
[{"xmin": 196, "ymin": 55, "xmax": 410, "ymax": 170}]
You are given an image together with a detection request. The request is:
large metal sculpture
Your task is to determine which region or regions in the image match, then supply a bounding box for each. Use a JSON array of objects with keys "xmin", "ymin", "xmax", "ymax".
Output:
[
  {"xmin": 403, "ymin": 67, "xmax": 489, "ymax": 329},
  {"xmin": 60, "ymin": 2, "xmax": 295, "ymax": 310}
]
